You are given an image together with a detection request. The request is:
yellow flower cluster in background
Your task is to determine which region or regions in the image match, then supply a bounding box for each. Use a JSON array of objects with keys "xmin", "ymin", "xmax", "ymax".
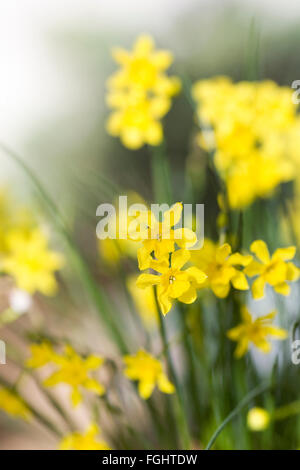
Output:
[
  {"xmin": 106, "ymin": 34, "xmax": 181, "ymax": 149},
  {"xmin": 60, "ymin": 424, "xmax": 111, "ymax": 450},
  {"xmin": 27, "ymin": 343, "xmax": 105, "ymax": 407},
  {"xmin": 123, "ymin": 349, "xmax": 174, "ymax": 399},
  {"xmin": 0, "ymin": 387, "xmax": 32, "ymax": 421},
  {"xmin": 192, "ymin": 77, "xmax": 299, "ymax": 208}
]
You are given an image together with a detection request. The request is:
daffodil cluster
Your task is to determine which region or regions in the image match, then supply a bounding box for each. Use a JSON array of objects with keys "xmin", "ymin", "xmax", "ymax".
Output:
[
  {"xmin": 26, "ymin": 343, "xmax": 105, "ymax": 407},
  {"xmin": 134, "ymin": 202, "xmax": 206, "ymax": 315},
  {"xmin": 192, "ymin": 77, "xmax": 299, "ymax": 208},
  {"xmin": 106, "ymin": 34, "xmax": 181, "ymax": 149}
]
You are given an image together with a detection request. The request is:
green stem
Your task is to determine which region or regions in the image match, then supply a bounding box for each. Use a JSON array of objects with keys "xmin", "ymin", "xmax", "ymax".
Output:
[
  {"xmin": 0, "ymin": 142, "xmax": 129, "ymax": 354},
  {"xmin": 178, "ymin": 305, "xmax": 202, "ymax": 435},
  {"xmin": 156, "ymin": 291, "xmax": 191, "ymax": 449},
  {"xmin": 150, "ymin": 143, "xmax": 173, "ymax": 205},
  {"xmin": 205, "ymin": 381, "xmax": 270, "ymax": 450}
]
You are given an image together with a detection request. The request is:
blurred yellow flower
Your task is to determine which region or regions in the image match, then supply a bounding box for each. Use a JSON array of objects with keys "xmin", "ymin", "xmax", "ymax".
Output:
[
  {"xmin": 247, "ymin": 407, "xmax": 270, "ymax": 431},
  {"xmin": 0, "ymin": 387, "xmax": 32, "ymax": 421},
  {"xmin": 134, "ymin": 202, "xmax": 197, "ymax": 270},
  {"xmin": 26, "ymin": 342, "xmax": 61, "ymax": 369},
  {"xmin": 2, "ymin": 227, "xmax": 64, "ymax": 296},
  {"xmin": 227, "ymin": 307, "xmax": 287, "ymax": 357},
  {"xmin": 192, "ymin": 77, "xmax": 297, "ymax": 208},
  {"xmin": 123, "ymin": 349, "xmax": 174, "ymax": 399},
  {"xmin": 137, "ymin": 249, "xmax": 206, "ymax": 315},
  {"xmin": 60, "ymin": 423, "xmax": 111, "ymax": 450},
  {"xmin": 127, "ymin": 274, "xmax": 158, "ymax": 328},
  {"xmin": 98, "ymin": 192, "xmax": 144, "ymax": 267},
  {"xmin": 106, "ymin": 34, "xmax": 181, "ymax": 149},
  {"xmin": 27, "ymin": 343, "xmax": 105, "ymax": 407},
  {"xmin": 244, "ymin": 240, "xmax": 300, "ymax": 299},
  {"xmin": 191, "ymin": 239, "xmax": 252, "ymax": 298}
]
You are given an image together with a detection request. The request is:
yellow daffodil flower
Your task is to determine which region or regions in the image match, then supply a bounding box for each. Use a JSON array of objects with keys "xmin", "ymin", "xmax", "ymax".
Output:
[
  {"xmin": 227, "ymin": 307, "xmax": 288, "ymax": 357},
  {"xmin": 247, "ymin": 407, "xmax": 270, "ymax": 431},
  {"xmin": 133, "ymin": 202, "xmax": 197, "ymax": 270},
  {"xmin": 0, "ymin": 387, "xmax": 32, "ymax": 421},
  {"xmin": 244, "ymin": 240, "xmax": 300, "ymax": 299},
  {"xmin": 59, "ymin": 423, "xmax": 111, "ymax": 450},
  {"xmin": 137, "ymin": 249, "xmax": 206, "ymax": 315},
  {"xmin": 123, "ymin": 349, "xmax": 174, "ymax": 399},
  {"xmin": 2, "ymin": 227, "xmax": 64, "ymax": 296},
  {"xmin": 27, "ymin": 343, "xmax": 105, "ymax": 407},
  {"xmin": 191, "ymin": 239, "xmax": 252, "ymax": 298},
  {"xmin": 106, "ymin": 34, "xmax": 180, "ymax": 149}
]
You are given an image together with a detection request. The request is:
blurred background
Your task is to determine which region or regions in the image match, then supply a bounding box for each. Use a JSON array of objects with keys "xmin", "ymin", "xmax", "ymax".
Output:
[{"xmin": 1, "ymin": 0, "xmax": 300, "ymax": 449}]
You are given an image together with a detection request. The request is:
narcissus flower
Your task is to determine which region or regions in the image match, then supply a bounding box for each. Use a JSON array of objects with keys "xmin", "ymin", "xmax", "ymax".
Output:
[
  {"xmin": 227, "ymin": 307, "xmax": 287, "ymax": 357},
  {"xmin": 60, "ymin": 424, "xmax": 111, "ymax": 450},
  {"xmin": 137, "ymin": 249, "xmax": 206, "ymax": 315},
  {"xmin": 0, "ymin": 387, "xmax": 32, "ymax": 421},
  {"xmin": 247, "ymin": 407, "xmax": 270, "ymax": 431},
  {"xmin": 123, "ymin": 349, "xmax": 174, "ymax": 399},
  {"xmin": 244, "ymin": 240, "xmax": 300, "ymax": 299},
  {"xmin": 133, "ymin": 202, "xmax": 197, "ymax": 270},
  {"xmin": 27, "ymin": 343, "xmax": 105, "ymax": 407},
  {"xmin": 191, "ymin": 239, "xmax": 252, "ymax": 298},
  {"xmin": 2, "ymin": 228, "xmax": 64, "ymax": 296},
  {"xmin": 106, "ymin": 34, "xmax": 180, "ymax": 149}
]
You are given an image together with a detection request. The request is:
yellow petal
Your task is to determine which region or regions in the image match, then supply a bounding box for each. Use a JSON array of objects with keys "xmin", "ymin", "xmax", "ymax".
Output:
[
  {"xmin": 71, "ymin": 388, "xmax": 82, "ymax": 407},
  {"xmin": 162, "ymin": 202, "xmax": 183, "ymax": 228},
  {"xmin": 157, "ymin": 373, "xmax": 175, "ymax": 394},
  {"xmin": 174, "ymin": 228, "xmax": 197, "ymax": 248},
  {"xmin": 231, "ymin": 272, "xmax": 249, "ymax": 291},
  {"xmin": 272, "ymin": 246, "xmax": 296, "ymax": 261},
  {"xmin": 250, "ymin": 240, "xmax": 270, "ymax": 264},
  {"xmin": 286, "ymin": 262, "xmax": 300, "ymax": 281},
  {"xmin": 134, "ymin": 34, "xmax": 154, "ymax": 55},
  {"xmin": 211, "ymin": 282, "xmax": 230, "ymax": 298},
  {"xmin": 185, "ymin": 266, "xmax": 207, "ymax": 286},
  {"xmin": 158, "ymin": 292, "xmax": 172, "ymax": 316},
  {"xmin": 252, "ymin": 276, "xmax": 266, "ymax": 299},
  {"xmin": 111, "ymin": 47, "xmax": 130, "ymax": 65},
  {"xmin": 138, "ymin": 380, "xmax": 155, "ymax": 400},
  {"xmin": 273, "ymin": 282, "xmax": 290, "ymax": 296},
  {"xmin": 244, "ymin": 260, "xmax": 264, "ymax": 277},
  {"xmin": 136, "ymin": 273, "xmax": 160, "ymax": 289},
  {"xmin": 216, "ymin": 243, "xmax": 232, "ymax": 264},
  {"xmin": 152, "ymin": 51, "xmax": 173, "ymax": 70},
  {"xmin": 137, "ymin": 245, "xmax": 152, "ymax": 270},
  {"xmin": 178, "ymin": 286, "xmax": 197, "ymax": 304},
  {"xmin": 171, "ymin": 249, "xmax": 190, "ymax": 270},
  {"xmin": 145, "ymin": 121, "xmax": 163, "ymax": 146}
]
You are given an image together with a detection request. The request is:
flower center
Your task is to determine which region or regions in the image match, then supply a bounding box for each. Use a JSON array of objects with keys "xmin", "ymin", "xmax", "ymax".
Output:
[{"xmin": 169, "ymin": 275, "xmax": 176, "ymax": 284}]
